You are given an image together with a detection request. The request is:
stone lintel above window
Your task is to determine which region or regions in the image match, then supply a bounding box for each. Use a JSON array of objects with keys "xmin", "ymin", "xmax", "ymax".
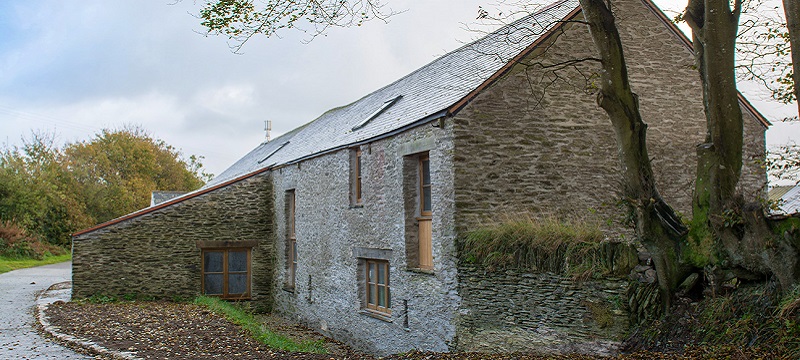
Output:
[
  {"xmin": 352, "ymin": 247, "xmax": 392, "ymax": 260},
  {"xmin": 397, "ymin": 136, "xmax": 435, "ymax": 157},
  {"xmin": 196, "ymin": 240, "xmax": 258, "ymax": 249}
]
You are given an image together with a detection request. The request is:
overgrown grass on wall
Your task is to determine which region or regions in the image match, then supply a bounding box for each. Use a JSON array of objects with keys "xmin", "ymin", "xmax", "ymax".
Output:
[{"xmin": 459, "ymin": 216, "xmax": 637, "ymax": 279}]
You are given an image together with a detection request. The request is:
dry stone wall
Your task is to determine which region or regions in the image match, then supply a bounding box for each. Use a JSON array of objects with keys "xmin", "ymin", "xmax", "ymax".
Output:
[
  {"xmin": 456, "ymin": 266, "xmax": 630, "ymax": 356},
  {"xmin": 72, "ymin": 173, "xmax": 275, "ymax": 311}
]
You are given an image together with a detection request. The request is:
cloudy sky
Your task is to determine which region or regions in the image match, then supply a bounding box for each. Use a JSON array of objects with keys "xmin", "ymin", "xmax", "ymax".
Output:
[{"xmin": 0, "ymin": 0, "xmax": 796, "ymax": 177}]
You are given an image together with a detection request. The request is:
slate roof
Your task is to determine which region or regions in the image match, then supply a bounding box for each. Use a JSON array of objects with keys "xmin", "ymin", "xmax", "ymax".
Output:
[
  {"xmin": 150, "ymin": 191, "xmax": 188, "ymax": 207},
  {"xmin": 204, "ymin": 0, "xmax": 578, "ymax": 188},
  {"xmin": 769, "ymin": 185, "xmax": 800, "ymax": 215}
]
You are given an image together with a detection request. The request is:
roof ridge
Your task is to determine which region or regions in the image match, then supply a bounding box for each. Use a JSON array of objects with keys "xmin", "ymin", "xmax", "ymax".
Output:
[{"xmin": 309, "ymin": 0, "xmax": 577, "ymax": 115}]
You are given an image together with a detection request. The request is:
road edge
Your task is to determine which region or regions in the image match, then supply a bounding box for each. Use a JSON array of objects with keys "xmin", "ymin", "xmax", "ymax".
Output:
[{"xmin": 35, "ymin": 281, "xmax": 140, "ymax": 360}]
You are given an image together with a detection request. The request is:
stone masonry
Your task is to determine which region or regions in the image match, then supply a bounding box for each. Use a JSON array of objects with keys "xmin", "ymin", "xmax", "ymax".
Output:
[
  {"xmin": 72, "ymin": 173, "xmax": 276, "ymax": 311},
  {"xmin": 457, "ymin": 267, "xmax": 630, "ymax": 356},
  {"xmin": 270, "ymin": 122, "xmax": 458, "ymax": 356},
  {"xmin": 451, "ymin": 0, "xmax": 767, "ymax": 233}
]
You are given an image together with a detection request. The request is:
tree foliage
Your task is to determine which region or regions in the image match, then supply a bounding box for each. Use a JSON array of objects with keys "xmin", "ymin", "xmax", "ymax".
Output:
[
  {"xmin": 199, "ymin": 0, "xmax": 395, "ymax": 52},
  {"xmin": 0, "ymin": 127, "xmax": 210, "ymax": 249},
  {"xmin": 736, "ymin": 0, "xmax": 796, "ymax": 106}
]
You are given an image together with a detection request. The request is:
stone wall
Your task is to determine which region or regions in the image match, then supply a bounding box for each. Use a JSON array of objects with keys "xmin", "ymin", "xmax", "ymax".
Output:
[
  {"xmin": 72, "ymin": 173, "xmax": 276, "ymax": 311},
  {"xmin": 451, "ymin": 0, "xmax": 767, "ymax": 233},
  {"xmin": 456, "ymin": 266, "xmax": 630, "ymax": 356},
  {"xmin": 270, "ymin": 122, "xmax": 459, "ymax": 356}
]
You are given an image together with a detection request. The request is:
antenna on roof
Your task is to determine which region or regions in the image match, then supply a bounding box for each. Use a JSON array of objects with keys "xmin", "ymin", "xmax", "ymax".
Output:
[{"xmin": 264, "ymin": 120, "xmax": 272, "ymax": 142}]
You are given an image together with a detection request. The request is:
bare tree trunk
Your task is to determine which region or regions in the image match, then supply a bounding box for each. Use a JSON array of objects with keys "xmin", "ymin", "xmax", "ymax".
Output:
[
  {"xmin": 579, "ymin": 0, "xmax": 689, "ymax": 311},
  {"xmin": 685, "ymin": 0, "xmax": 743, "ymax": 225},
  {"xmin": 685, "ymin": 0, "xmax": 800, "ymax": 290},
  {"xmin": 785, "ymin": 0, "xmax": 800, "ymax": 114}
]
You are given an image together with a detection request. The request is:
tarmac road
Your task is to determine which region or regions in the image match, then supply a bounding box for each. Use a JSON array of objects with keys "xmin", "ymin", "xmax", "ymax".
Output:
[{"xmin": 0, "ymin": 262, "xmax": 90, "ymax": 359}]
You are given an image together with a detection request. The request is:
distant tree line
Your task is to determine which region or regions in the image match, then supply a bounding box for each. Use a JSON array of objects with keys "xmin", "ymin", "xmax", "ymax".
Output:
[{"xmin": 0, "ymin": 126, "xmax": 210, "ymax": 257}]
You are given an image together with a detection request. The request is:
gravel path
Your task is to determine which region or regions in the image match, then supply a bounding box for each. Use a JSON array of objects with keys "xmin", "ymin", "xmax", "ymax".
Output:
[
  {"xmin": 46, "ymin": 301, "xmax": 368, "ymax": 360},
  {"xmin": 0, "ymin": 262, "xmax": 90, "ymax": 359}
]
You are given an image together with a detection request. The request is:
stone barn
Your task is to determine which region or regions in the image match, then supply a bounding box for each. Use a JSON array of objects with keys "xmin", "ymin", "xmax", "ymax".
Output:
[{"xmin": 72, "ymin": 0, "xmax": 769, "ymax": 355}]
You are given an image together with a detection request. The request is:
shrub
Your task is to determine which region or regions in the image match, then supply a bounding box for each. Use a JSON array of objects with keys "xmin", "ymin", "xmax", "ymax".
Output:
[{"xmin": 0, "ymin": 220, "xmax": 67, "ymax": 259}]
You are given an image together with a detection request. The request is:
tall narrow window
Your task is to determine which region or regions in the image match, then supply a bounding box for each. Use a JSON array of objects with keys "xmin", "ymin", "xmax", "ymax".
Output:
[
  {"xmin": 418, "ymin": 153, "xmax": 433, "ymax": 270},
  {"xmin": 286, "ymin": 190, "xmax": 297, "ymax": 289},
  {"xmin": 419, "ymin": 154, "xmax": 432, "ymax": 216},
  {"xmin": 365, "ymin": 259, "xmax": 391, "ymax": 315},
  {"xmin": 202, "ymin": 248, "xmax": 251, "ymax": 299},
  {"xmin": 351, "ymin": 147, "xmax": 363, "ymax": 205}
]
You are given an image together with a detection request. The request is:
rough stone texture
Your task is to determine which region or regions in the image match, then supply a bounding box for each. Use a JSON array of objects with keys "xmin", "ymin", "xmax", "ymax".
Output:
[
  {"xmin": 270, "ymin": 123, "xmax": 458, "ymax": 356},
  {"xmin": 72, "ymin": 174, "xmax": 276, "ymax": 311},
  {"xmin": 456, "ymin": 266, "xmax": 629, "ymax": 356},
  {"xmin": 451, "ymin": 0, "xmax": 767, "ymax": 233}
]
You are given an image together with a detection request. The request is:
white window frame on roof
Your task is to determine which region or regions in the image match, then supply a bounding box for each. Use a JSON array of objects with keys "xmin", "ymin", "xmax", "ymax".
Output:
[
  {"xmin": 351, "ymin": 95, "xmax": 403, "ymax": 131},
  {"xmin": 257, "ymin": 141, "xmax": 290, "ymax": 164}
]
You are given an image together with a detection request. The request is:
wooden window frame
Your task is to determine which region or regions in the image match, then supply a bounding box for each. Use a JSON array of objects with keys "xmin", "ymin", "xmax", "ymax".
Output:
[
  {"xmin": 286, "ymin": 190, "xmax": 297, "ymax": 290},
  {"xmin": 355, "ymin": 147, "xmax": 363, "ymax": 205},
  {"xmin": 365, "ymin": 259, "xmax": 391, "ymax": 315},
  {"xmin": 350, "ymin": 147, "xmax": 363, "ymax": 206},
  {"xmin": 419, "ymin": 154, "xmax": 431, "ymax": 217},
  {"xmin": 201, "ymin": 248, "xmax": 251, "ymax": 300}
]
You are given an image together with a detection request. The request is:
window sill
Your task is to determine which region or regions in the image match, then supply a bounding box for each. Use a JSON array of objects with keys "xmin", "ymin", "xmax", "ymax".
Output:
[
  {"xmin": 360, "ymin": 309, "xmax": 392, "ymax": 322},
  {"xmin": 282, "ymin": 286, "xmax": 296, "ymax": 294},
  {"xmin": 349, "ymin": 204, "xmax": 364, "ymax": 209},
  {"xmin": 206, "ymin": 294, "xmax": 253, "ymax": 301},
  {"xmin": 406, "ymin": 267, "xmax": 435, "ymax": 275}
]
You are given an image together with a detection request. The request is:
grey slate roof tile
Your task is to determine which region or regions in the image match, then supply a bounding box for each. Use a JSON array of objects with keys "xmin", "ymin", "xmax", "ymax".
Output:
[
  {"xmin": 205, "ymin": 0, "xmax": 577, "ymax": 188},
  {"xmin": 771, "ymin": 185, "xmax": 800, "ymax": 215}
]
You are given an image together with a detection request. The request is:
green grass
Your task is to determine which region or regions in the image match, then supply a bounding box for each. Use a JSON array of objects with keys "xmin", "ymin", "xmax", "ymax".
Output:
[
  {"xmin": 459, "ymin": 215, "xmax": 637, "ymax": 278},
  {"xmin": 0, "ymin": 253, "xmax": 72, "ymax": 274},
  {"xmin": 194, "ymin": 296, "xmax": 326, "ymax": 353}
]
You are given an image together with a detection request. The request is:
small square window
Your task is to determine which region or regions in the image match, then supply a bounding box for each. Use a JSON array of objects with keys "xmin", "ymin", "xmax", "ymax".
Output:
[
  {"xmin": 364, "ymin": 259, "xmax": 391, "ymax": 315},
  {"xmin": 201, "ymin": 248, "xmax": 251, "ymax": 299}
]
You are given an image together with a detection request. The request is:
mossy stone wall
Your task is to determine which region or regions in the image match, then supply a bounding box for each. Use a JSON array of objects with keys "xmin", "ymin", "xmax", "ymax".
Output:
[{"xmin": 72, "ymin": 173, "xmax": 275, "ymax": 311}]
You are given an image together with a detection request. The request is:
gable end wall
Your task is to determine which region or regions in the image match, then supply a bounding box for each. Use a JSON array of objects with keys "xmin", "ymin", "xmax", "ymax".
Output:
[{"xmin": 452, "ymin": 0, "xmax": 766, "ymax": 233}]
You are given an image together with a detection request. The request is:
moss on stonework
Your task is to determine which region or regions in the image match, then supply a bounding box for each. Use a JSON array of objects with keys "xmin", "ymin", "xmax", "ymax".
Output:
[
  {"xmin": 458, "ymin": 216, "xmax": 637, "ymax": 278},
  {"xmin": 685, "ymin": 193, "xmax": 717, "ymax": 268}
]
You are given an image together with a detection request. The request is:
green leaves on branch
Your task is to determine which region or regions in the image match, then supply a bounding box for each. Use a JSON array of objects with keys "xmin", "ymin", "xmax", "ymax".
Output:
[
  {"xmin": 198, "ymin": 0, "xmax": 394, "ymax": 51},
  {"xmin": 0, "ymin": 127, "xmax": 211, "ymax": 248}
]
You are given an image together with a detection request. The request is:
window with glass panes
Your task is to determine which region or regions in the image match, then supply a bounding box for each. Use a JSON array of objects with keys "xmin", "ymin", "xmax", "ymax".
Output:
[
  {"xmin": 202, "ymin": 248, "xmax": 250, "ymax": 299},
  {"xmin": 365, "ymin": 259, "xmax": 391, "ymax": 315},
  {"xmin": 286, "ymin": 190, "xmax": 297, "ymax": 289},
  {"xmin": 419, "ymin": 154, "xmax": 431, "ymax": 216}
]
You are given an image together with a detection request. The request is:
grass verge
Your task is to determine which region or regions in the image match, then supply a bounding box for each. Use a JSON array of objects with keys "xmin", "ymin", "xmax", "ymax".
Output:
[
  {"xmin": 0, "ymin": 253, "xmax": 72, "ymax": 274},
  {"xmin": 194, "ymin": 296, "xmax": 326, "ymax": 353}
]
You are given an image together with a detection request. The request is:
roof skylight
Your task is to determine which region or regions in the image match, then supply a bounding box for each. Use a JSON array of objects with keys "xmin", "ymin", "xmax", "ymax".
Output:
[
  {"xmin": 257, "ymin": 141, "xmax": 290, "ymax": 164},
  {"xmin": 351, "ymin": 95, "xmax": 403, "ymax": 131}
]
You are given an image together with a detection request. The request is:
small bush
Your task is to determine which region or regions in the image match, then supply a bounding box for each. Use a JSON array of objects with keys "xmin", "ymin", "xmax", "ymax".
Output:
[{"xmin": 0, "ymin": 220, "xmax": 67, "ymax": 259}]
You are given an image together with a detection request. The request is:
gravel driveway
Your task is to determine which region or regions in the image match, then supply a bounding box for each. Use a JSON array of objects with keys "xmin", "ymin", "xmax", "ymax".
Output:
[{"xmin": 0, "ymin": 261, "xmax": 90, "ymax": 359}]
